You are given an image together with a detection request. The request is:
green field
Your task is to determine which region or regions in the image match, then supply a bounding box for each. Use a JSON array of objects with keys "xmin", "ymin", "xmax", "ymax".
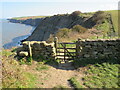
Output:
[{"xmin": 107, "ymin": 10, "xmax": 119, "ymax": 34}]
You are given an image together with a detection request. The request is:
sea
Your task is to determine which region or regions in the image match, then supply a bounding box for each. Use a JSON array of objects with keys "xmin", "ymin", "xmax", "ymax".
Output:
[{"xmin": 0, "ymin": 19, "xmax": 35, "ymax": 49}]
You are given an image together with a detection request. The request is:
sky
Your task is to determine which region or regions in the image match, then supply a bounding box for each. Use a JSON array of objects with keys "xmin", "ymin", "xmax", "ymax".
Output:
[{"xmin": 0, "ymin": 0, "xmax": 119, "ymax": 18}]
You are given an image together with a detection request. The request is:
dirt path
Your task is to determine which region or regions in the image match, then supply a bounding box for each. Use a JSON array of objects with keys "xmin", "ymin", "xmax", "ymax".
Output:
[
  {"xmin": 22, "ymin": 61, "xmax": 84, "ymax": 88},
  {"xmin": 37, "ymin": 62, "xmax": 84, "ymax": 88}
]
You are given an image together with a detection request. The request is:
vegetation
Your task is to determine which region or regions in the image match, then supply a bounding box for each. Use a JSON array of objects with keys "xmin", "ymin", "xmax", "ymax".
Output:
[
  {"xmin": 11, "ymin": 16, "xmax": 49, "ymax": 20},
  {"xmin": 2, "ymin": 53, "xmax": 37, "ymax": 88},
  {"xmin": 83, "ymin": 63, "xmax": 119, "ymax": 88},
  {"xmin": 69, "ymin": 77, "xmax": 84, "ymax": 89},
  {"xmin": 95, "ymin": 19, "xmax": 109, "ymax": 36},
  {"xmin": 72, "ymin": 25, "xmax": 87, "ymax": 33},
  {"xmin": 2, "ymin": 10, "xmax": 120, "ymax": 88},
  {"xmin": 71, "ymin": 11, "xmax": 82, "ymax": 17},
  {"xmin": 56, "ymin": 25, "xmax": 87, "ymax": 40},
  {"xmin": 73, "ymin": 58, "xmax": 120, "ymax": 88},
  {"xmin": 56, "ymin": 28, "xmax": 70, "ymax": 38},
  {"xmin": 107, "ymin": 10, "xmax": 118, "ymax": 33},
  {"xmin": 92, "ymin": 11, "xmax": 107, "ymax": 24},
  {"xmin": 1, "ymin": 49, "xmax": 13, "ymax": 57}
]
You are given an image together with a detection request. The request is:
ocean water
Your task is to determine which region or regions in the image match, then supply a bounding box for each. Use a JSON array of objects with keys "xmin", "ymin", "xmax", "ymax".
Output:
[{"xmin": 0, "ymin": 19, "xmax": 34, "ymax": 49}]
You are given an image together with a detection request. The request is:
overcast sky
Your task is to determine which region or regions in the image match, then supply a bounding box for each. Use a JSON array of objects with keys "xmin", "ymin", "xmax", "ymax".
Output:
[{"xmin": 0, "ymin": 0, "xmax": 119, "ymax": 18}]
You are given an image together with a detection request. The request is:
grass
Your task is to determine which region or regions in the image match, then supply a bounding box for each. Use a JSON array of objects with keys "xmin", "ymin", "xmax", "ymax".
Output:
[
  {"xmin": 83, "ymin": 62, "xmax": 120, "ymax": 88},
  {"xmin": 69, "ymin": 77, "xmax": 84, "ymax": 89},
  {"xmin": 73, "ymin": 58, "xmax": 120, "ymax": 88},
  {"xmin": 79, "ymin": 12, "xmax": 95, "ymax": 18},
  {"xmin": 96, "ymin": 20, "xmax": 109, "ymax": 34},
  {"xmin": 11, "ymin": 16, "xmax": 50, "ymax": 20},
  {"xmin": 1, "ymin": 49, "xmax": 13, "ymax": 57},
  {"xmin": 2, "ymin": 49, "xmax": 37, "ymax": 88},
  {"xmin": 2, "ymin": 58, "xmax": 37, "ymax": 88},
  {"xmin": 107, "ymin": 10, "xmax": 118, "ymax": 33}
]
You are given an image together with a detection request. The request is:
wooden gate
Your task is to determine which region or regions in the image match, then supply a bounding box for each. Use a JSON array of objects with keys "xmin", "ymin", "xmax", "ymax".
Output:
[
  {"xmin": 54, "ymin": 37, "xmax": 76, "ymax": 62},
  {"xmin": 57, "ymin": 42, "xmax": 76, "ymax": 62}
]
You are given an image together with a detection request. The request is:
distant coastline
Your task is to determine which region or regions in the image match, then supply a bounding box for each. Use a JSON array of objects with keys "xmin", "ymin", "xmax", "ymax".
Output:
[{"xmin": 2, "ymin": 19, "xmax": 34, "ymax": 49}]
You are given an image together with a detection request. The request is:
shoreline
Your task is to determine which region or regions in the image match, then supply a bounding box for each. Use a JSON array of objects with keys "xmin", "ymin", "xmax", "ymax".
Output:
[{"xmin": 2, "ymin": 19, "xmax": 36, "ymax": 49}]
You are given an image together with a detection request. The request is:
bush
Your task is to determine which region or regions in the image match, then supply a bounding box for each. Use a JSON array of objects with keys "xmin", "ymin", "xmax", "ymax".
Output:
[
  {"xmin": 71, "ymin": 11, "xmax": 81, "ymax": 17},
  {"xmin": 72, "ymin": 25, "xmax": 87, "ymax": 33},
  {"xmin": 92, "ymin": 11, "xmax": 106, "ymax": 24},
  {"xmin": 56, "ymin": 28, "xmax": 70, "ymax": 38}
]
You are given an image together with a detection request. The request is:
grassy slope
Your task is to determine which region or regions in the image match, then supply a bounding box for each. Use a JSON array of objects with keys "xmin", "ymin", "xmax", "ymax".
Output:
[
  {"xmin": 83, "ymin": 63, "xmax": 119, "ymax": 88},
  {"xmin": 107, "ymin": 10, "xmax": 118, "ymax": 33},
  {"xmin": 1, "ymin": 49, "xmax": 37, "ymax": 88},
  {"xmin": 73, "ymin": 58, "xmax": 120, "ymax": 88}
]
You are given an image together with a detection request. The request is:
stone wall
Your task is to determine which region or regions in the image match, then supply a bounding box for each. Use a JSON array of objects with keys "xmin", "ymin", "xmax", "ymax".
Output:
[
  {"xmin": 18, "ymin": 39, "xmax": 120, "ymax": 61},
  {"xmin": 18, "ymin": 41, "xmax": 56, "ymax": 60},
  {"xmin": 76, "ymin": 39, "xmax": 120, "ymax": 60}
]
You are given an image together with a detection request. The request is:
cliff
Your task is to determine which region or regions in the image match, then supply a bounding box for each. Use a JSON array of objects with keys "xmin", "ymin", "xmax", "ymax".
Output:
[
  {"xmin": 24, "ymin": 14, "xmax": 98, "ymax": 41},
  {"xmin": 9, "ymin": 11, "xmax": 109, "ymax": 42},
  {"xmin": 8, "ymin": 18, "xmax": 44, "ymax": 26}
]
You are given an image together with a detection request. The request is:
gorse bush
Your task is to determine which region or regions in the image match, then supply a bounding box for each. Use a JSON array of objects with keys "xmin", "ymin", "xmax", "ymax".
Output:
[
  {"xmin": 56, "ymin": 28, "xmax": 70, "ymax": 38},
  {"xmin": 72, "ymin": 25, "xmax": 87, "ymax": 33},
  {"xmin": 56, "ymin": 25, "xmax": 87, "ymax": 40},
  {"xmin": 92, "ymin": 11, "xmax": 107, "ymax": 24}
]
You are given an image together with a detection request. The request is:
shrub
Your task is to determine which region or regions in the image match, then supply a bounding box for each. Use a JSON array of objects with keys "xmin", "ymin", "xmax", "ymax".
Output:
[
  {"xmin": 92, "ymin": 11, "xmax": 106, "ymax": 24},
  {"xmin": 56, "ymin": 28, "xmax": 70, "ymax": 38},
  {"xmin": 71, "ymin": 11, "xmax": 81, "ymax": 17},
  {"xmin": 72, "ymin": 25, "xmax": 87, "ymax": 33}
]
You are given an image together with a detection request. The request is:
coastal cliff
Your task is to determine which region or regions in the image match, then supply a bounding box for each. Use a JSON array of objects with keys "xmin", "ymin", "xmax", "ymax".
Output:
[
  {"xmin": 25, "ymin": 12, "xmax": 103, "ymax": 41},
  {"xmin": 8, "ymin": 11, "xmax": 112, "ymax": 42},
  {"xmin": 8, "ymin": 18, "xmax": 43, "ymax": 26}
]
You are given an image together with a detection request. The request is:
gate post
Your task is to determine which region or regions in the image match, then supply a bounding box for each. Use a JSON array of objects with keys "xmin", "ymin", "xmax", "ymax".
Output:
[
  {"xmin": 28, "ymin": 41, "xmax": 32, "ymax": 57},
  {"xmin": 76, "ymin": 38, "xmax": 81, "ymax": 58},
  {"xmin": 54, "ymin": 37, "xmax": 58, "ymax": 58}
]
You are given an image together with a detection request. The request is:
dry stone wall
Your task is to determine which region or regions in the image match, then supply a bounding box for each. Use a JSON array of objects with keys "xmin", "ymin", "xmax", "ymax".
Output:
[
  {"xmin": 77, "ymin": 39, "xmax": 120, "ymax": 60},
  {"xmin": 18, "ymin": 41, "xmax": 56, "ymax": 60},
  {"xmin": 18, "ymin": 39, "xmax": 120, "ymax": 61}
]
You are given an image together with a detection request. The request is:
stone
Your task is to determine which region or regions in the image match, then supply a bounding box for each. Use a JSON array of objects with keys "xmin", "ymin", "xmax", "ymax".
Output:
[{"xmin": 19, "ymin": 51, "xmax": 28, "ymax": 57}]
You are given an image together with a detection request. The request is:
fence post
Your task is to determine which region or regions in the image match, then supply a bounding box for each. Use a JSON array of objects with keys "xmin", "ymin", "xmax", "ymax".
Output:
[
  {"xmin": 28, "ymin": 41, "xmax": 32, "ymax": 57},
  {"xmin": 54, "ymin": 37, "xmax": 58, "ymax": 56},
  {"xmin": 76, "ymin": 38, "xmax": 81, "ymax": 58}
]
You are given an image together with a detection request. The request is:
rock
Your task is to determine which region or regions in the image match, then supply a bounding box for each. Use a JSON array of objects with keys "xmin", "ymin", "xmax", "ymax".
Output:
[{"xmin": 19, "ymin": 51, "xmax": 28, "ymax": 57}]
